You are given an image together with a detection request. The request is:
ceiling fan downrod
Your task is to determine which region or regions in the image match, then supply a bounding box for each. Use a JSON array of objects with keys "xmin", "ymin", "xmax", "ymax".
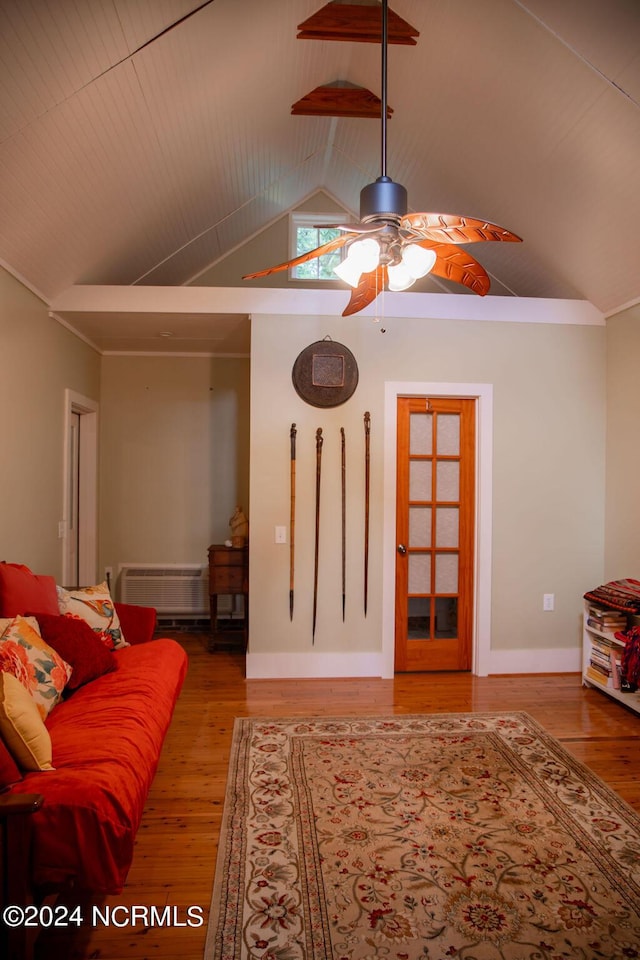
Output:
[
  {"xmin": 241, "ymin": 0, "xmax": 522, "ymax": 311},
  {"xmin": 359, "ymin": 0, "xmax": 407, "ymax": 224}
]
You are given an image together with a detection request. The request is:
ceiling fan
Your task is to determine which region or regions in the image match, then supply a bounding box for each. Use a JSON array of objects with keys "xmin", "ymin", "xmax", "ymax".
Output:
[{"xmin": 243, "ymin": 0, "xmax": 522, "ymax": 316}]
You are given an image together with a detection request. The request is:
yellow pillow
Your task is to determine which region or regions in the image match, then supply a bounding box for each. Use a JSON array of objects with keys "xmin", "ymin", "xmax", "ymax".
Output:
[{"xmin": 0, "ymin": 672, "xmax": 54, "ymax": 771}]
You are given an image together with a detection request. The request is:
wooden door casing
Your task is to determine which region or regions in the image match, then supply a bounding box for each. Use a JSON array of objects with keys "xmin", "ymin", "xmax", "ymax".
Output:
[{"xmin": 394, "ymin": 397, "xmax": 475, "ymax": 672}]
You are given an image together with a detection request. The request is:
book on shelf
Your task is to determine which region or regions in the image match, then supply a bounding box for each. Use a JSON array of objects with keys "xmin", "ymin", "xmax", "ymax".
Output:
[
  {"xmin": 587, "ymin": 606, "xmax": 628, "ymax": 631},
  {"xmin": 586, "ymin": 665, "xmax": 613, "ymax": 688},
  {"xmin": 590, "ymin": 635, "xmax": 613, "ymax": 651},
  {"xmin": 587, "ymin": 618, "xmax": 627, "ymax": 633},
  {"xmin": 589, "ymin": 655, "xmax": 610, "ymax": 675},
  {"xmin": 590, "ymin": 651, "xmax": 611, "ymax": 671},
  {"xmin": 610, "ymin": 652, "xmax": 622, "ymax": 689},
  {"xmin": 591, "ymin": 637, "xmax": 622, "ymax": 662},
  {"xmin": 587, "ymin": 646, "xmax": 623, "ymax": 688}
]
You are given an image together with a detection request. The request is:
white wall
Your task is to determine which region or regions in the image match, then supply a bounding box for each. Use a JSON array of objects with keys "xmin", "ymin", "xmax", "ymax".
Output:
[
  {"xmin": 99, "ymin": 355, "xmax": 249, "ymax": 591},
  {"xmin": 0, "ymin": 267, "xmax": 101, "ymax": 577},
  {"xmin": 247, "ymin": 298, "xmax": 606, "ymax": 677}
]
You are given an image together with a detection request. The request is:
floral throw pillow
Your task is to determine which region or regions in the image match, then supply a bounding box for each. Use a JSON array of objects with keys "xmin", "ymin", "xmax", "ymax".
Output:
[
  {"xmin": 56, "ymin": 581, "xmax": 128, "ymax": 650},
  {"xmin": 0, "ymin": 616, "xmax": 72, "ymax": 718}
]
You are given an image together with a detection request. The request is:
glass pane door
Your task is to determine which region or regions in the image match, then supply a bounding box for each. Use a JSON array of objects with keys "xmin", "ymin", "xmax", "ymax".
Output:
[{"xmin": 395, "ymin": 398, "xmax": 475, "ymax": 671}]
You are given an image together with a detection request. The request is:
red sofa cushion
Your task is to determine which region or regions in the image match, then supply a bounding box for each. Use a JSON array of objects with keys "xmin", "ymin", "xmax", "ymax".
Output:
[
  {"xmin": 0, "ymin": 736, "xmax": 22, "ymax": 792},
  {"xmin": 114, "ymin": 601, "xmax": 157, "ymax": 645},
  {"xmin": 0, "ymin": 563, "xmax": 58, "ymax": 618},
  {"xmin": 9, "ymin": 638, "xmax": 188, "ymax": 893},
  {"xmin": 28, "ymin": 613, "xmax": 116, "ymax": 691}
]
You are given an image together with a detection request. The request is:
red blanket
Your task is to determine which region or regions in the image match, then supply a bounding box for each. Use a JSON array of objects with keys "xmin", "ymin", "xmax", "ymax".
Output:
[
  {"xmin": 583, "ymin": 578, "xmax": 640, "ymax": 613},
  {"xmin": 10, "ymin": 638, "xmax": 188, "ymax": 893}
]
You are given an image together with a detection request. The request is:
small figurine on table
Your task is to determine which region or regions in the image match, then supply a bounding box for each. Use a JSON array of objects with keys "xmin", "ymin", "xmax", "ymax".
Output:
[{"xmin": 229, "ymin": 506, "xmax": 248, "ymax": 548}]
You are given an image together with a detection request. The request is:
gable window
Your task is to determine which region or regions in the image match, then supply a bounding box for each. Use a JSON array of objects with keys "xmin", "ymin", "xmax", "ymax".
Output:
[{"xmin": 290, "ymin": 212, "xmax": 349, "ymax": 280}]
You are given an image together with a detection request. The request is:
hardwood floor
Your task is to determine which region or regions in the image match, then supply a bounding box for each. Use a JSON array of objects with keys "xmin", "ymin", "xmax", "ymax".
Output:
[{"xmin": 37, "ymin": 631, "xmax": 640, "ymax": 960}]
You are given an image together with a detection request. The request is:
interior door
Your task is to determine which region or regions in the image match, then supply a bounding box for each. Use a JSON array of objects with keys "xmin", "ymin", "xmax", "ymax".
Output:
[{"xmin": 395, "ymin": 397, "xmax": 475, "ymax": 672}]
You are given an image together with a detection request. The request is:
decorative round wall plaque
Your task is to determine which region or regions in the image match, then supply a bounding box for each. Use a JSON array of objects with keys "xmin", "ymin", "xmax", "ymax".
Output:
[{"xmin": 291, "ymin": 337, "xmax": 359, "ymax": 408}]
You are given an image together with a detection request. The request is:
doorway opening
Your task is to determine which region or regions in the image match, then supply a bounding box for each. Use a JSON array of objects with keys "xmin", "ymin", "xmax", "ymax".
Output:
[{"xmin": 62, "ymin": 390, "xmax": 98, "ymax": 586}]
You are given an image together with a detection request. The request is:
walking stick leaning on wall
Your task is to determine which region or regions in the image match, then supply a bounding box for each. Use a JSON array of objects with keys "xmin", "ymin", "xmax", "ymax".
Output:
[
  {"xmin": 289, "ymin": 423, "xmax": 296, "ymax": 620},
  {"xmin": 364, "ymin": 411, "xmax": 371, "ymax": 617},
  {"xmin": 312, "ymin": 427, "xmax": 323, "ymax": 643},
  {"xmin": 341, "ymin": 426, "xmax": 346, "ymax": 621}
]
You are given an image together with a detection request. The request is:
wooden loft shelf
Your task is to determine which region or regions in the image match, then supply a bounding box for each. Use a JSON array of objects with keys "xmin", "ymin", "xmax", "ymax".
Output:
[
  {"xmin": 297, "ymin": 3, "xmax": 418, "ymax": 45},
  {"xmin": 291, "ymin": 83, "xmax": 393, "ymax": 119}
]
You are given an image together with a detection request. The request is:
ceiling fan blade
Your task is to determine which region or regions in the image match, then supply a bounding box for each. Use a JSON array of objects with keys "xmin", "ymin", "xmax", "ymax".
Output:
[
  {"xmin": 328, "ymin": 222, "xmax": 384, "ymax": 234},
  {"xmin": 243, "ymin": 234, "xmax": 352, "ymax": 279},
  {"xmin": 342, "ymin": 265, "xmax": 387, "ymax": 316},
  {"xmin": 401, "ymin": 213, "xmax": 522, "ymax": 245},
  {"xmin": 418, "ymin": 240, "xmax": 491, "ymax": 295}
]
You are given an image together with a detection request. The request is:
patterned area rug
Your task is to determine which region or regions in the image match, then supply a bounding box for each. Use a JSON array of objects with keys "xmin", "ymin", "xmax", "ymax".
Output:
[{"xmin": 205, "ymin": 713, "xmax": 640, "ymax": 959}]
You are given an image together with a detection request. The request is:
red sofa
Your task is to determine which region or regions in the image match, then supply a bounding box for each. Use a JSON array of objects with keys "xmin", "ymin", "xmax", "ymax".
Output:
[{"xmin": 0, "ymin": 563, "xmax": 188, "ymax": 960}]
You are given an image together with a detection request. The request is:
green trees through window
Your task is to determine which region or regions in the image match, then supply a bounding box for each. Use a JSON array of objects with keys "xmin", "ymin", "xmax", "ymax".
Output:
[{"xmin": 291, "ymin": 212, "xmax": 348, "ymax": 280}]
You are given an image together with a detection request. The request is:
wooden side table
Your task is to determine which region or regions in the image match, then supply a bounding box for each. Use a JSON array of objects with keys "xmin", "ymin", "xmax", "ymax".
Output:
[{"xmin": 208, "ymin": 543, "xmax": 249, "ymax": 651}]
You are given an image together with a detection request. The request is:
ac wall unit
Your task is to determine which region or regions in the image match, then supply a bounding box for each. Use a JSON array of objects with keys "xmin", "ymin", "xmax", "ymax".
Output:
[{"xmin": 119, "ymin": 564, "xmax": 208, "ymax": 616}]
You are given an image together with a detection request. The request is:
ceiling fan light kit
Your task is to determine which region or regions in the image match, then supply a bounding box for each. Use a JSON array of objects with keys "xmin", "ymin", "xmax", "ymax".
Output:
[
  {"xmin": 243, "ymin": 0, "xmax": 522, "ymax": 315},
  {"xmin": 388, "ymin": 245, "xmax": 437, "ymax": 291},
  {"xmin": 334, "ymin": 238, "xmax": 380, "ymax": 287},
  {"xmin": 401, "ymin": 243, "xmax": 437, "ymax": 278}
]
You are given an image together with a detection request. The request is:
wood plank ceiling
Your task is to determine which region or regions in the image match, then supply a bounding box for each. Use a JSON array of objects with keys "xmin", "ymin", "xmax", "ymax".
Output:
[{"xmin": 0, "ymin": 0, "xmax": 638, "ymax": 354}]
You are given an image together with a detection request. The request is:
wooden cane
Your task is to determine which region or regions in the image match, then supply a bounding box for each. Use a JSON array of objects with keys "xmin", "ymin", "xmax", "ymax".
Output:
[
  {"xmin": 312, "ymin": 427, "xmax": 323, "ymax": 642},
  {"xmin": 289, "ymin": 423, "xmax": 296, "ymax": 620},
  {"xmin": 364, "ymin": 411, "xmax": 371, "ymax": 617},
  {"xmin": 341, "ymin": 427, "xmax": 346, "ymax": 621}
]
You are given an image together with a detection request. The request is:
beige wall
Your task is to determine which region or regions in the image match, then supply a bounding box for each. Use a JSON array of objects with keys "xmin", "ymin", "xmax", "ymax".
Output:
[
  {"xmin": 605, "ymin": 302, "xmax": 640, "ymax": 578},
  {"xmin": 99, "ymin": 355, "xmax": 250, "ymax": 591},
  {"xmin": 0, "ymin": 267, "xmax": 101, "ymax": 577},
  {"xmin": 2, "ymin": 257, "xmax": 623, "ymax": 679},
  {"xmin": 248, "ymin": 308, "xmax": 606, "ymax": 673}
]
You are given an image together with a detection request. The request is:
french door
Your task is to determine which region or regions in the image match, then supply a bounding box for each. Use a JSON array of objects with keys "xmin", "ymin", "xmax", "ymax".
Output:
[{"xmin": 394, "ymin": 397, "xmax": 475, "ymax": 672}]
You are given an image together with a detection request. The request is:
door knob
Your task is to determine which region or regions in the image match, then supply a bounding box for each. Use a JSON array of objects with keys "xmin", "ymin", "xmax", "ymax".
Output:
[{"xmin": 397, "ymin": 543, "xmax": 407, "ymax": 555}]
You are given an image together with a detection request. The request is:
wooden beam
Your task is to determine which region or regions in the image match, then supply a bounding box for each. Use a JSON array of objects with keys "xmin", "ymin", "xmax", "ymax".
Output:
[
  {"xmin": 291, "ymin": 84, "xmax": 393, "ymax": 119},
  {"xmin": 297, "ymin": 3, "xmax": 418, "ymax": 44}
]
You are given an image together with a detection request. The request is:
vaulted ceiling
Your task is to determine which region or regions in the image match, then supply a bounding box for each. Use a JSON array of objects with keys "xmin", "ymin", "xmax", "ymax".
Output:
[{"xmin": 1, "ymin": 0, "xmax": 639, "ymax": 354}]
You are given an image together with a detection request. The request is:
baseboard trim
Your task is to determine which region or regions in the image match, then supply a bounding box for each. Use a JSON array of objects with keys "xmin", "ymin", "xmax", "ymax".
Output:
[
  {"xmin": 246, "ymin": 647, "xmax": 582, "ymax": 680},
  {"xmin": 487, "ymin": 646, "xmax": 581, "ymax": 675},
  {"xmin": 246, "ymin": 651, "xmax": 386, "ymax": 680}
]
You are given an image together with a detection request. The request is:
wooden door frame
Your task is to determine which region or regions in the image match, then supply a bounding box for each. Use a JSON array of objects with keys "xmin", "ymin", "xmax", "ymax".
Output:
[
  {"xmin": 62, "ymin": 389, "xmax": 98, "ymax": 587},
  {"xmin": 382, "ymin": 382, "xmax": 493, "ymax": 678}
]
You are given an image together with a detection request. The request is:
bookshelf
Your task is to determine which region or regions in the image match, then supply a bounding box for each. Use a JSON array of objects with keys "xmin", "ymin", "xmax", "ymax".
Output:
[{"xmin": 582, "ymin": 603, "xmax": 640, "ymax": 715}]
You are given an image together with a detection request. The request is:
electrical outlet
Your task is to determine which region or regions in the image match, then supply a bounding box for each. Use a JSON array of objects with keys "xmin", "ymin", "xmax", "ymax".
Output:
[
  {"xmin": 275, "ymin": 526, "xmax": 287, "ymax": 544},
  {"xmin": 543, "ymin": 593, "xmax": 555, "ymax": 612},
  {"xmin": 104, "ymin": 566, "xmax": 113, "ymax": 584}
]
